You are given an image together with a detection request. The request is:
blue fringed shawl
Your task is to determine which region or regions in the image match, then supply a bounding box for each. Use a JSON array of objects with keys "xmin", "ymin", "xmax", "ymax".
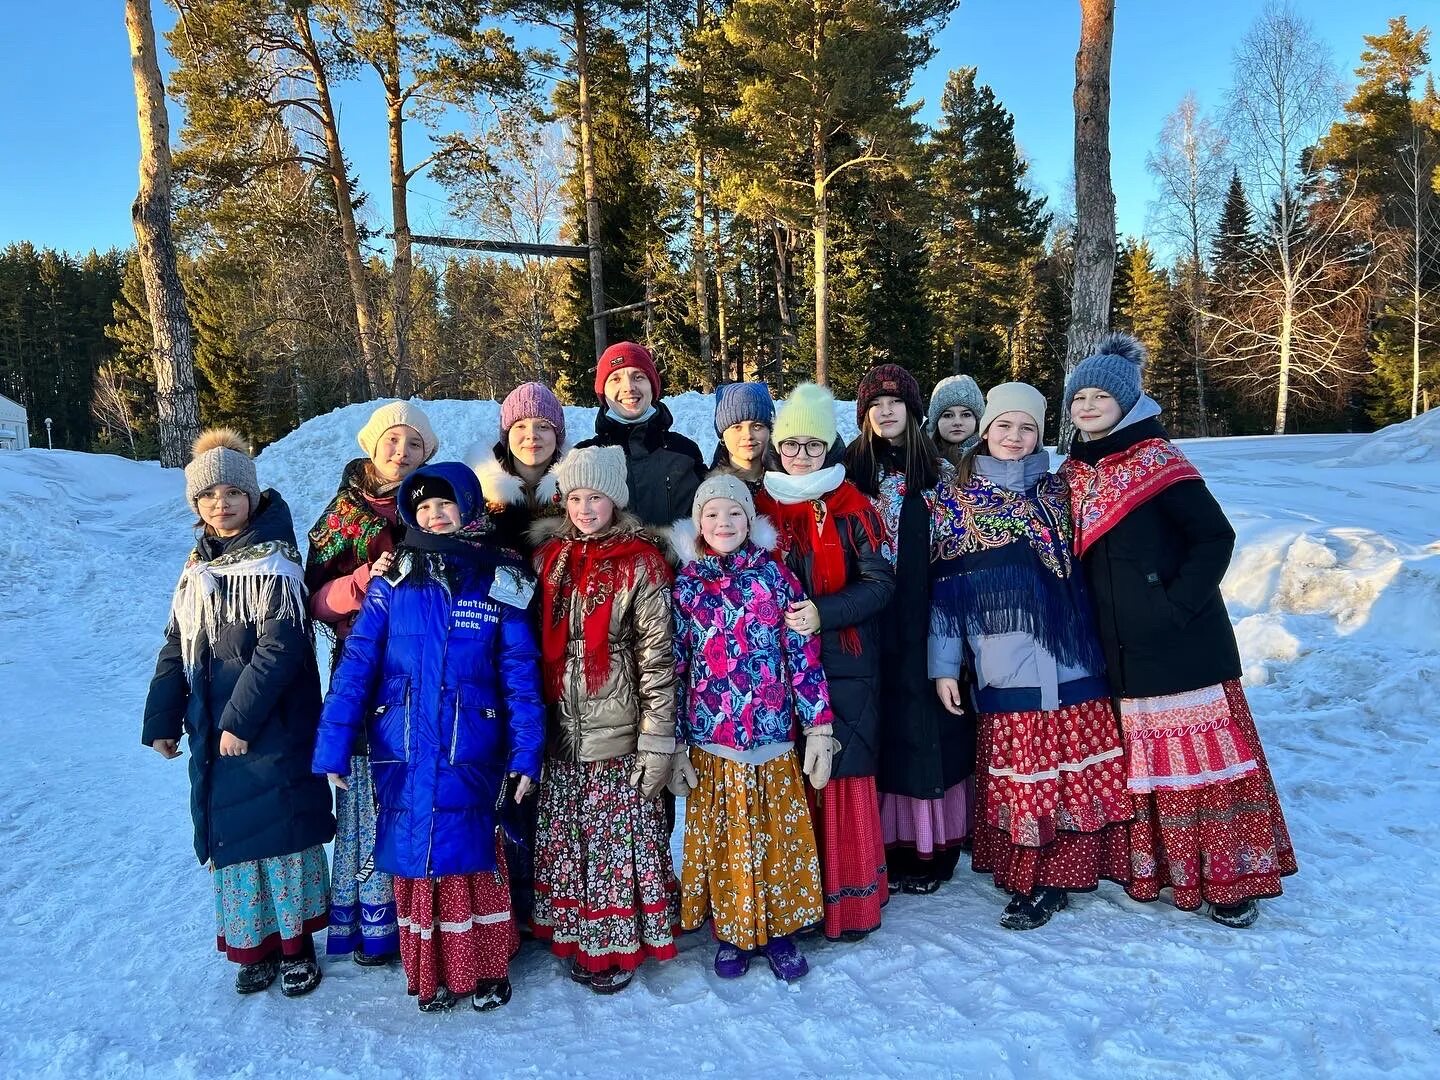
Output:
[{"xmin": 929, "ymin": 466, "xmax": 1105, "ymax": 673}]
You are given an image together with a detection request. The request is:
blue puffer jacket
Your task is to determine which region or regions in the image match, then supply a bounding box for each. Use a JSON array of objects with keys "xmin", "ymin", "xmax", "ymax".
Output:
[{"xmin": 312, "ymin": 463, "xmax": 545, "ymax": 879}]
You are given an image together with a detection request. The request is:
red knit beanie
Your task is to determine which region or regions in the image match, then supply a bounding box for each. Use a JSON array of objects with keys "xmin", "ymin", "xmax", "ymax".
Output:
[
  {"xmin": 594, "ymin": 341, "xmax": 662, "ymax": 401},
  {"xmin": 855, "ymin": 363, "xmax": 923, "ymax": 427}
]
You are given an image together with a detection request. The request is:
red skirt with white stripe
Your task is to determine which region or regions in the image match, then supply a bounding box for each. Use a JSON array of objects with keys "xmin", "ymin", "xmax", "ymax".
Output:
[
  {"xmin": 394, "ymin": 835, "xmax": 518, "ymax": 1001},
  {"xmin": 809, "ymin": 775, "xmax": 889, "ymax": 940},
  {"xmin": 532, "ymin": 754, "xmax": 679, "ymax": 973}
]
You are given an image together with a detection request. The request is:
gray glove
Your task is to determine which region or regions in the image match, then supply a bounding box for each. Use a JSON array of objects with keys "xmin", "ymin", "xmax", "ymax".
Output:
[
  {"xmin": 667, "ymin": 749, "xmax": 700, "ymax": 797},
  {"xmin": 629, "ymin": 749, "xmax": 673, "ymax": 801}
]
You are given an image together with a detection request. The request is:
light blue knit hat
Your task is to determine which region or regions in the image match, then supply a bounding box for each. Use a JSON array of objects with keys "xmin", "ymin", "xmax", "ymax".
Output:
[
  {"xmin": 927, "ymin": 374, "xmax": 985, "ymax": 432},
  {"xmin": 1064, "ymin": 332, "xmax": 1147, "ymax": 413}
]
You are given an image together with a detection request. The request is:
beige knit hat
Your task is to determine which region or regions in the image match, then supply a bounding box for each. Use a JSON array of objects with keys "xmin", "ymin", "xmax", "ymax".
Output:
[
  {"xmin": 356, "ymin": 401, "xmax": 439, "ymax": 462},
  {"xmin": 184, "ymin": 428, "xmax": 261, "ymax": 513},
  {"xmin": 691, "ymin": 473, "xmax": 755, "ymax": 532},
  {"xmin": 773, "ymin": 382, "xmax": 838, "ymax": 447},
  {"xmin": 977, "ymin": 382, "xmax": 1047, "ymax": 444},
  {"xmin": 554, "ymin": 445, "xmax": 629, "ymax": 509}
]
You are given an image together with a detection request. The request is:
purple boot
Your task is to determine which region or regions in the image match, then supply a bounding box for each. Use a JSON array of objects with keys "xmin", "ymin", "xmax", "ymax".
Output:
[
  {"xmin": 714, "ymin": 943, "xmax": 752, "ymax": 978},
  {"xmin": 762, "ymin": 936, "xmax": 809, "ymax": 982}
]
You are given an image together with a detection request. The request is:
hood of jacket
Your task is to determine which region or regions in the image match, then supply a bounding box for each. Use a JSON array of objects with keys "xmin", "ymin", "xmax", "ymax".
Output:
[
  {"xmin": 667, "ymin": 516, "xmax": 780, "ymax": 567},
  {"xmin": 1068, "ymin": 395, "xmax": 1169, "ymax": 464},
  {"xmin": 468, "ymin": 441, "xmax": 564, "ymax": 509}
]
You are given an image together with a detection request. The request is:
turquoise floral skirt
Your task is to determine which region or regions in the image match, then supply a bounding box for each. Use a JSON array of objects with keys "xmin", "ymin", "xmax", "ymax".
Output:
[{"xmin": 213, "ymin": 844, "xmax": 331, "ymax": 964}]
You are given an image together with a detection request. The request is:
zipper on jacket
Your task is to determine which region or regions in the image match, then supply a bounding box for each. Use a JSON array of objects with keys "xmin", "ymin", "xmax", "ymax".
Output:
[
  {"xmin": 403, "ymin": 686, "xmax": 412, "ymax": 760},
  {"xmin": 450, "ymin": 694, "xmax": 460, "ymax": 764}
]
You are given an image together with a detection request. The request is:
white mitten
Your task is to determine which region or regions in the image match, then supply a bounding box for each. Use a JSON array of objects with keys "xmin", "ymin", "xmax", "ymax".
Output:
[
  {"xmin": 667, "ymin": 749, "xmax": 700, "ymax": 797},
  {"xmin": 802, "ymin": 729, "xmax": 835, "ymax": 790}
]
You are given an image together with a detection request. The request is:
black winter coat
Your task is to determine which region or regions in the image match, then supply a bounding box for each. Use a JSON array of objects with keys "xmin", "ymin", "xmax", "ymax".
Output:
[
  {"xmin": 773, "ymin": 509, "xmax": 895, "ymax": 779},
  {"xmin": 1067, "ymin": 418, "xmax": 1242, "ymax": 698},
  {"xmin": 577, "ymin": 402, "xmax": 707, "ymax": 528},
  {"xmin": 143, "ymin": 492, "xmax": 335, "ymax": 870}
]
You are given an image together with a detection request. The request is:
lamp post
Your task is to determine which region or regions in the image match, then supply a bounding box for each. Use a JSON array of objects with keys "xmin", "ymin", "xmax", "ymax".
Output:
[{"xmin": 44, "ymin": 417, "xmax": 53, "ymax": 450}]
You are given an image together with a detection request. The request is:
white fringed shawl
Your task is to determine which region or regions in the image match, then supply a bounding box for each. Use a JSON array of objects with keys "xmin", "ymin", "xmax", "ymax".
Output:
[{"xmin": 168, "ymin": 540, "xmax": 306, "ymax": 677}]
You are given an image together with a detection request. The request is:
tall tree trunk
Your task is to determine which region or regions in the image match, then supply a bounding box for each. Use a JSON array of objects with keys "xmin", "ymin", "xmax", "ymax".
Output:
[
  {"xmin": 692, "ymin": 143, "xmax": 714, "ymax": 388},
  {"xmin": 125, "ymin": 0, "xmax": 200, "ymax": 468},
  {"xmin": 1188, "ymin": 208, "xmax": 1209, "ymax": 436},
  {"xmin": 294, "ymin": 10, "xmax": 385, "ymax": 396},
  {"xmin": 713, "ymin": 203, "xmax": 730, "ymax": 375},
  {"xmin": 1275, "ymin": 303, "xmax": 1293, "ymax": 434},
  {"xmin": 574, "ymin": 0, "xmax": 607, "ymax": 359},
  {"xmin": 1413, "ymin": 139, "xmax": 1423, "ymax": 419},
  {"xmin": 813, "ymin": 126, "xmax": 829, "ymax": 386},
  {"xmin": 1066, "ymin": 0, "xmax": 1116, "ymax": 445},
  {"xmin": 382, "ymin": 2, "xmax": 413, "ymax": 397}
]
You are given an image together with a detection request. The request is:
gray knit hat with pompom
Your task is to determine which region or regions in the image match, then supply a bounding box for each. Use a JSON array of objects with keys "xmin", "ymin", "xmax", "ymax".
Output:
[{"xmin": 1064, "ymin": 332, "xmax": 1147, "ymax": 414}]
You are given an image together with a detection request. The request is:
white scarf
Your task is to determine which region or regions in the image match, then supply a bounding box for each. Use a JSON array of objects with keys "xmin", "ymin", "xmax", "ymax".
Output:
[
  {"xmin": 169, "ymin": 540, "xmax": 306, "ymax": 676},
  {"xmin": 761, "ymin": 463, "xmax": 847, "ymax": 505}
]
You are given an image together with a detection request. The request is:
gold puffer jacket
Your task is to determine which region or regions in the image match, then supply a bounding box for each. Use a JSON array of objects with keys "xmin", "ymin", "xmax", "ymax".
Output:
[{"xmin": 530, "ymin": 513, "xmax": 677, "ymax": 764}]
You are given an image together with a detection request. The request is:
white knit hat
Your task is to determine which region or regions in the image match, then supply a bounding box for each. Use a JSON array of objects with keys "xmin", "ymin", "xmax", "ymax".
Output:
[
  {"xmin": 554, "ymin": 445, "xmax": 629, "ymax": 509},
  {"xmin": 691, "ymin": 473, "xmax": 755, "ymax": 532},
  {"xmin": 977, "ymin": 382, "xmax": 1047, "ymax": 444},
  {"xmin": 356, "ymin": 401, "xmax": 439, "ymax": 462}
]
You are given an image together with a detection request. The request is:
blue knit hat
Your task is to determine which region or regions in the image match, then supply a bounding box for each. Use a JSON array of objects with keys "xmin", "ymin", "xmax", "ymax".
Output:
[
  {"xmin": 1065, "ymin": 332, "xmax": 1147, "ymax": 413},
  {"xmin": 714, "ymin": 381, "xmax": 775, "ymax": 435},
  {"xmin": 927, "ymin": 375, "xmax": 985, "ymax": 432}
]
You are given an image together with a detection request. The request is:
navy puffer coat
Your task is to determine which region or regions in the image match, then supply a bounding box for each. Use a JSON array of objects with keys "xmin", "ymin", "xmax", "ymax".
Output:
[
  {"xmin": 312, "ymin": 463, "xmax": 546, "ymax": 879},
  {"xmin": 142, "ymin": 491, "xmax": 335, "ymax": 870}
]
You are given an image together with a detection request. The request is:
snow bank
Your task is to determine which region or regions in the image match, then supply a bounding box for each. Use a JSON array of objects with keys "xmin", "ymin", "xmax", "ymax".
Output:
[
  {"xmin": 1319, "ymin": 408, "xmax": 1440, "ymax": 467},
  {"xmin": 2, "ymin": 411, "xmax": 1439, "ymax": 1078}
]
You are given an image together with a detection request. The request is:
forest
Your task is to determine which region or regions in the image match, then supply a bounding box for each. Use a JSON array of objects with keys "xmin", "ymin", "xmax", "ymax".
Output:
[{"xmin": 0, "ymin": 3, "xmax": 1434, "ymax": 456}]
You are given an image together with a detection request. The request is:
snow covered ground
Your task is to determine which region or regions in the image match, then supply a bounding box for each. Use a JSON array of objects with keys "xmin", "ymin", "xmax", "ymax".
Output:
[{"xmin": 1, "ymin": 398, "xmax": 1437, "ymax": 1079}]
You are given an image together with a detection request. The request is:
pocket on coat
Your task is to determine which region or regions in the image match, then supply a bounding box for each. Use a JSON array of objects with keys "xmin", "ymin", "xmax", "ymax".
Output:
[
  {"xmin": 370, "ymin": 676, "xmax": 411, "ymax": 763},
  {"xmin": 449, "ymin": 683, "xmax": 502, "ymax": 766}
]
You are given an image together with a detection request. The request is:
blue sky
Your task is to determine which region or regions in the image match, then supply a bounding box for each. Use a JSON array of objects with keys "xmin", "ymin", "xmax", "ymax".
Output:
[{"xmin": 0, "ymin": 1, "xmax": 1407, "ymax": 262}]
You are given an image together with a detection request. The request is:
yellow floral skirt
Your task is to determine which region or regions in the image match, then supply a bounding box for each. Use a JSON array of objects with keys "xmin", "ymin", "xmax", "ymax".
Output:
[{"xmin": 680, "ymin": 748, "xmax": 824, "ymax": 950}]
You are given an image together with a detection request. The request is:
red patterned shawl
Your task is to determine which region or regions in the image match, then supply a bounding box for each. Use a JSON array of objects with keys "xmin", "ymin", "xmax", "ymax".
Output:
[{"xmin": 1060, "ymin": 437, "xmax": 1202, "ymax": 558}]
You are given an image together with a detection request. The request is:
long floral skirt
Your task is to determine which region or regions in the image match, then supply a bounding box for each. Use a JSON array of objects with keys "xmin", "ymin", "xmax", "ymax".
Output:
[
  {"xmin": 395, "ymin": 836, "xmax": 518, "ymax": 1000},
  {"xmin": 807, "ymin": 774, "xmax": 888, "ymax": 940},
  {"xmin": 681, "ymin": 749, "xmax": 824, "ymax": 950},
  {"xmin": 326, "ymin": 753, "xmax": 399, "ymax": 957},
  {"xmin": 971, "ymin": 697, "xmax": 1132, "ymax": 896},
  {"xmin": 532, "ymin": 754, "xmax": 679, "ymax": 973},
  {"xmin": 214, "ymin": 844, "xmax": 330, "ymax": 964},
  {"xmin": 1121, "ymin": 680, "xmax": 1298, "ymax": 909}
]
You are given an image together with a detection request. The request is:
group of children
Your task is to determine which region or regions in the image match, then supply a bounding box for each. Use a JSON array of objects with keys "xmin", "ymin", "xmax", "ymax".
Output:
[{"xmin": 144, "ymin": 334, "xmax": 1297, "ymax": 1011}]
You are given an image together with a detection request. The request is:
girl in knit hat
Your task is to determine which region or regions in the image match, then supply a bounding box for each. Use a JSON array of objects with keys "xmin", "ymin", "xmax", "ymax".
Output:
[
  {"xmin": 1059, "ymin": 333, "xmax": 1296, "ymax": 928},
  {"xmin": 757, "ymin": 383, "xmax": 895, "ymax": 941},
  {"xmin": 144, "ymin": 430, "xmax": 334, "ymax": 997},
  {"xmin": 846, "ymin": 364, "xmax": 975, "ymax": 896},
  {"xmin": 709, "ymin": 381, "xmax": 778, "ymax": 488},
  {"xmin": 670, "ymin": 474, "xmax": 832, "ymax": 981},
  {"xmin": 927, "ymin": 374, "xmax": 985, "ymax": 466},
  {"xmin": 528, "ymin": 445, "xmax": 680, "ymax": 992},
  {"xmin": 929, "ymin": 384, "xmax": 1132, "ymax": 930},
  {"xmin": 313, "ymin": 463, "xmax": 544, "ymax": 1012},
  {"xmin": 304, "ymin": 399, "xmax": 438, "ymax": 966},
  {"xmin": 467, "ymin": 382, "xmax": 567, "ymax": 559}
]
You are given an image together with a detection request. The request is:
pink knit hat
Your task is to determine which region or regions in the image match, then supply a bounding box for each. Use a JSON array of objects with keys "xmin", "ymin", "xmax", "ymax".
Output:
[{"xmin": 500, "ymin": 382, "xmax": 566, "ymax": 445}]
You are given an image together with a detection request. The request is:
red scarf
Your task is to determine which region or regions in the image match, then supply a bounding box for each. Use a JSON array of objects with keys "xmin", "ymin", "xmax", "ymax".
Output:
[
  {"xmin": 1060, "ymin": 437, "xmax": 1202, "ymax": 557},
  {"xmin": 759, "ymin": 481, "xmax": 887, "ymax": 654},
  {"xmin": 535, "ymin": 529, "xmax": 673, "ymax": 704}
]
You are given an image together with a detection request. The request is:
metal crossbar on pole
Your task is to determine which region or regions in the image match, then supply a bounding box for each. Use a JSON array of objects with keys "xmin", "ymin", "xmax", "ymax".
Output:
[{"xmin": 403, "ymin": 233, "xmax": 590, "ymax": 260}]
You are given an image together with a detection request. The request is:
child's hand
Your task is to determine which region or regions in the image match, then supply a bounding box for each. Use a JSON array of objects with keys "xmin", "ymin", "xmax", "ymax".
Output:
[
  {"xmin": 219, "ymin": 731, "xmax": 249, "ymax": 756},
  {"xmin": 150, "ymin": 738, "xmax": 181, "ymax": 760},
  {"xmin": 935, "ymin": 677, "xmax": 965, "ymax": 716},
  {"xmin": 371, "ymin": 551, "xmax": 396, "ymax": 577},
  {"xmin": 510, "ymin": 773, "xmax": 535, "ymax": 802},
  {"xmin": 328, "ymin": 772, "xmax": 349, "ymax": 791},
  {"xmin": 785, "ymin": 599, "xmax": 821, "ymax": 635}
]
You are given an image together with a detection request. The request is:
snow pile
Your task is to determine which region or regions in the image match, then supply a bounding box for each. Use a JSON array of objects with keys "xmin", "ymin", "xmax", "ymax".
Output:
[
  {"xmin": 1319, "ymin": 407, "xmax": 1440, "ymax": 467},
  {"xmin": 2, "ymin": 408, "xmax": 1439, "ymax": 1077}
]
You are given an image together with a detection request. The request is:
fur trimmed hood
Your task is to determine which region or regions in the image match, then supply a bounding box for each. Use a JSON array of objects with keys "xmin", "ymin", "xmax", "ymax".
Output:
[
  {"xmin": 466, "ymin": 441, "xmax": 565, "ymax": 509},
  {"xmin": 527, "ymin": 507, "xmax": 666, "ymax": 550},
  {"xmin": 667, "ymin": 515, "xmax": 780, "ymax": 567}
]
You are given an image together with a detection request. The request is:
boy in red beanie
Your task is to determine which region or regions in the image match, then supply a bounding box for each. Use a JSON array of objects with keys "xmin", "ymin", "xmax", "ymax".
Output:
[{"xmin": 578, "ymin": 341, "xmax": 706, "ymax": 528}]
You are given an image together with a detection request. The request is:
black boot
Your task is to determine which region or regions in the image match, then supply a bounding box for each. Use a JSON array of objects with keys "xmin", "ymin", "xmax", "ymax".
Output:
[
  {"xmin": 473, "ymin": 978, "xmax": 513, "ymax": 1011},
  {"xmin": 418, "ymin": 986, "xmax": 458, "ymax": 1012},
  {"xmin": 353, "ymin": 949, "xmax": 394, "ymax": 968},
  {"xmin": 234, "ymin": 956, "xmax": 280, "ymax": 995},
  {"xmin": 1211, "ymin": 899, "xmax": 1260, "ymax": 928},
  {"xmin": 1000, "ymin": 887, "xmax": 1069, "ymax": 930},
  {"xmin": 279, "ymin": 934, "xmax": 322, "ymax": 997}
]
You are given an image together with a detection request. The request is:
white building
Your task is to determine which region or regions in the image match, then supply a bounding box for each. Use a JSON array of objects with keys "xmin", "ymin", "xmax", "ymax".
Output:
[{"xmin": 0, "ymin": 393, "xmax": 30, "ymax": 450}]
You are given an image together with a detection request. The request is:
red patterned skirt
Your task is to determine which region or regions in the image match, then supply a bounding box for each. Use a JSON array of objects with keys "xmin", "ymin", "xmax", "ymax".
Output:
[
  {"xmin": 808, "ymin": 775, "xmax": 889, "ymax": 940},
  {"xmin": 532, "ymin": 755, "xmax": 679, "ymax": 973},
  {"xmin": 395, "ymin": 835, "xmax": 518, "ymax": 1001},
  {"xmin": 1121, "ymin": 680, "xmax": 1297, "ymax": 908},
  {"xmin": 971, "ymin": 696, "xmax": 1132, "ymax": 895}
]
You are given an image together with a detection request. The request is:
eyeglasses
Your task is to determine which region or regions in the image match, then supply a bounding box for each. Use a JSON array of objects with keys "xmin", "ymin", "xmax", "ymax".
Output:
[
  {"xmin": 197, "ymin": 489, "xmax": 243, "ymax": 506},
  {"xmin": 778, "ymin": 439, "xmax": 828, "ymax": 459}
]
